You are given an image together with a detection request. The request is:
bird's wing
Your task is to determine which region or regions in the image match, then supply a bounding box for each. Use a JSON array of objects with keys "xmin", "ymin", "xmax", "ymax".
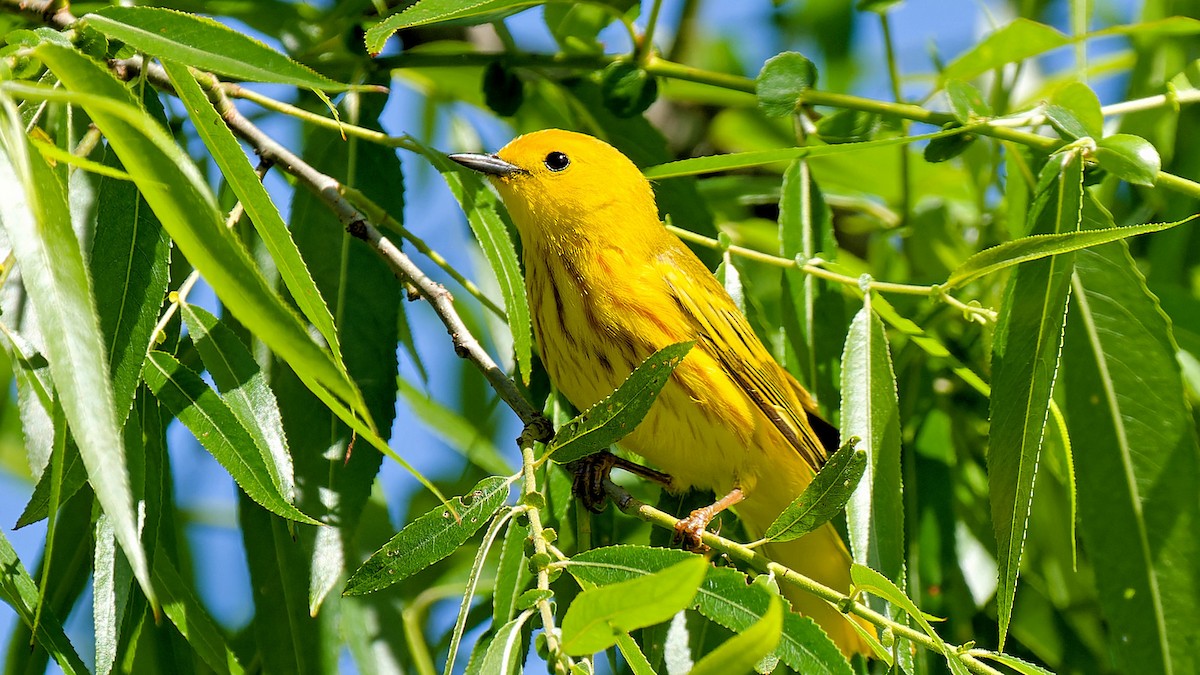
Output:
[{"xmin": 657, "ymin": 249, "xmax": 828, "ymax": 471}]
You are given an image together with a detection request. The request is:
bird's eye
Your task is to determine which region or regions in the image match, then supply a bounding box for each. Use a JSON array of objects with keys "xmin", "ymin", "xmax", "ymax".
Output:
[{"xmin": 544, "ymin": 151, "xmax": 570, "ymax": 172}]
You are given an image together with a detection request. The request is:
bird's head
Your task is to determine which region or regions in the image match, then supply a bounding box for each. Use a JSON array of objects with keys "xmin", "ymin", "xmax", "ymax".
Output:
[{"xmin": 449, "ymin": 129, "xmax": 658, "ymax": 248}]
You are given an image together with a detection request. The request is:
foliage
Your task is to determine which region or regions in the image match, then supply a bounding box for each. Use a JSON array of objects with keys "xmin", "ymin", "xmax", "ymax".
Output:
[{"xmin": 0, "ymin": 1, "xmax": 1199, "ymax": 674}]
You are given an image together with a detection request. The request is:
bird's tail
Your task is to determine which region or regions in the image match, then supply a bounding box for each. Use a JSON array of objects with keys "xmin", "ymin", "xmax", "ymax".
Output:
[{"xmin": 737, "ymin": 489, "xmax": 875, "ymax": 659}]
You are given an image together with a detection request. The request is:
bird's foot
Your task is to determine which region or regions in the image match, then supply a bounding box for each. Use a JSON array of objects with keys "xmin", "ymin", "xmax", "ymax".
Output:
[
  {"xmin": 672, "ymin": 487, "xmax": 746, "ymax": 552},
  {"xmin": 569, "ymin": 450, "xmax": 673, "ymax": 513}
]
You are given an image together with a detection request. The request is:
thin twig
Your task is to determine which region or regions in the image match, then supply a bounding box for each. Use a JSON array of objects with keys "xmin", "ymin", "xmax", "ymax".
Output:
[
  {"xmin": 522, "ymin": 440, "xmax": 572, "ymax": 674},
  {"xmin": 667, "ymin": 224, "xmax": 998, "ymax": 324}
]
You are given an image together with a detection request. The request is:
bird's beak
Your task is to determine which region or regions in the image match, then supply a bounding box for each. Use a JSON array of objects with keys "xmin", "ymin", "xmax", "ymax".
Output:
[{"xmin": 448, "ymin": 153, "xmax": 525, "ymax": 177}]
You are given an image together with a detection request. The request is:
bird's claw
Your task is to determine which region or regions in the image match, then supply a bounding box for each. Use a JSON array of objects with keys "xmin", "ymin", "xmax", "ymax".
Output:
[{"xmin": 673, "ymin": 510, "xmax": 713, "ymax": 552}]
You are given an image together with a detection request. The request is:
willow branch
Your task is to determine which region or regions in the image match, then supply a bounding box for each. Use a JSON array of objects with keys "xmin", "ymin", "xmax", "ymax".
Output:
[{"xmin": 667, "ymin": 224, "xmax": 998, "ymax": 324}]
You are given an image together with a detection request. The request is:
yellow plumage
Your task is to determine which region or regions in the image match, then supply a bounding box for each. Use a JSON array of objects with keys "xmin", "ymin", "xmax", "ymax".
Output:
[{"xmin": 451, "ymin": 129, "xmax": 872, "ymax": 657}]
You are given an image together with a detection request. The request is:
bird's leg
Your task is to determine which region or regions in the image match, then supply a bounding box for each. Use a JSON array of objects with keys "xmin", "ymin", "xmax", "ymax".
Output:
[
  {"xmin": 569, "ymin": 450, "xmax": 673, "ymax": 513},
  {"xmin": 674, "ymin": 487, "xmax": 746, "ymax": 551}
]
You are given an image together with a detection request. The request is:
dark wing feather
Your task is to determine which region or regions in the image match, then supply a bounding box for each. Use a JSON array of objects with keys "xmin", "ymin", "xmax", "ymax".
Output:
[{"xmin": 658, "ymin": 250, "xmax": 829, "ymax": 470}]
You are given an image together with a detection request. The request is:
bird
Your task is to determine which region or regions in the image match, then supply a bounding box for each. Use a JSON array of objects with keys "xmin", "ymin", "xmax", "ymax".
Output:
[{"xmin": 450, "ymin": 129, "xmax": 872, "ymax": 658}]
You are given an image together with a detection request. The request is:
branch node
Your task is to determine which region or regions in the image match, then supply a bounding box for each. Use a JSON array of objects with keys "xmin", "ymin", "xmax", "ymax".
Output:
[{"xmin": 346, "ymin": 218, "xmax": 368, "ymax": 240}]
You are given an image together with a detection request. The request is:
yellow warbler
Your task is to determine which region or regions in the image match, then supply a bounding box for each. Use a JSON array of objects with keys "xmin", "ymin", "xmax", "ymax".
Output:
[{"xmin": 451, "ymin": 129, "xmax": 872, "ymax": 657}]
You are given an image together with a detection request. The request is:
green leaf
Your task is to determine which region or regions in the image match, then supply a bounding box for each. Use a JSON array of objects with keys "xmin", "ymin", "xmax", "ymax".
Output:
[
  {"xmin": 778, "ymin": 160, "xmax": 844, "ymax": 416},
  {"xmin": 366, "ymin": 0, "xmax": 549, "ymax": 53},
  {"xmin": 945, "ymin": 217, "xmax": 1194, "ymax": 289},
  {"xmin": 445, "ymin": 508, "xmax": 518, "ymax": 675},
  {"xmin": 840, "ymin": 303, "xmax": 905, "ymax": 615},
  {"xmin": 163, "ymin": 59, "xmax": 347, "ymax": 370},
  {"xmin": 562, "ymin": 557, "xmax": 708, "ymax": 655},
  {"xmin": 974, "ymin": 651, "xmax": 1055, "ymax": 675},
  {"xmin": 478, "ymin": 610, "xmax": 536, "ymax": 675},
  {"xmin": 688, "ymin": 593, "xmax": 783, "ymax": 675},
  {"xmin": 942, "ymin": 19, "xmax": 1070, "ymax": 81},
  {"xmin": 1095, "ymin": 134, "xmax": 1161, "ymax": 186},
  {"xmin": 0, "ymin": 529, "xmax": 88, "ymax": 674},
  {"xmin": 182, "ymin": 305, "xmax": 295, "ymax": 504},
  {"xmin": 90, "ymin": 129, "xmax": 171, "ymax": 429},
  {"xmin": 27, "ymin": 135, "xmax": 133, "ymax": 181},
  {"xmin": 815, "ymin": 109, "xmax": 880, "ymax": 144},
  {"xmin": 398, "ymin": 377, "xmax": 514, "ymax": 475},
  {"xmin": 548, "ymin": 341, "xmax": 694, "ymax": 463},
  {"xmin": 756, "ymin": 51, "xmax": 817, "ymax": 117},
  {"xmin": 344, "ymin": 476, "xmax": 510, "ymax": 595},
  {"xmin": 987, "ymin": 151, "xmax": 1083, "ymax": 649},
  {"xmin": 493, "ymin": 517, "xmax": 532, "ymax": 626},
  {"xmin": 614, "ymin": 632, "xmax": 657, "ymax": 675},
  {"xmin": 154, "ymin": 553, "xmax": 246, "ymax": 675},
  {"xmin": 92, "ymin": 515, "xmax": 132, "ymax": 675},
  {"xmin": 1044, "ymin": 81, "xmax": 1102, "ymax": 140},
  {"xmin": 0, "ymin": 93, "xmax": 155, "ymax": 607},
  {"xmin": 1063, "ymin": 201, "xmax": 1200, "ymax": 675},
  {"xmin": 1087, "ymin": 16, "xmax": 1200, "ymax": 39},
  {"xmin": 644, "ymin": 126, "xmax": 964, "ymax": 179},
  {"xmin": 26, "ymin": 44, "xmax": 372, "ymax": 430},
  {"xmin": 765, "ymin": 439, "xmax": 866, "ymax": 543},
  {"xmin": 85, "ymin": 6, "xmax": 350, "ymax": 90},
  {"xmin": 567, "ymin": 545, "xmax": 850, "ymax": 674},
  {"xmin": 415, "ymin": 141, "xmax": 531, "ymax": 384},
  {"xmin": 849, "ymin": 563, "xmax": 940, "ymax": 638},
  {"xmin": 945, "ymin": 79, "xmax": 992, "ymax": 122},
  {"xmin": 600, "ymin": 60, "xmax": 659, "ymax": 117},
  {"xmin": 143, "ymin": 351, "xmax": 319, "ymax": 524},
  {"xmin": 922, "ymin": 126, "xmax": 976, "ymax": 163}
]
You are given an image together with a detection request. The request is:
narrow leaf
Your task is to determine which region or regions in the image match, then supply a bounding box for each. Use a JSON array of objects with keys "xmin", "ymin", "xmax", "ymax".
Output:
[
  {"xmin": 0, "ymin": 529, "xmax": 88, "ymax": 674},
  {"xmin": 1063, "ymin": 204, "xmax": 1200, "ymax": 675},
  {"xmin": 561, "ymin": 557, "xmax": 708, "ymax": 655},
  {"xmin": 689, "ymin": 593, "xmax": 783, "ymax": 675},
  {"xmin": 85, "ymin": 6, "xmax": 350, "ymax": 90},
  {"xmin": 344, "ymin": 476, "xmax": 510, "ymax": 595},
  {"xmin": 548, "ymin": 341, "xmax": 693, "ymax": 463},
  {"xmin": 92, "ymin": 515, "xmax": 132, "ymax": 675},
  {"xmin": 493, "ymin": 517, "xmax": 531, "ymax": 627},
  {"xmin": 975, "ymin": 651, "xmax": 1055, "ymax": 675},
  {"xmin": 988, "ymin": 151, "xmax": 1083, "ymax": 648},
  {"xmin": 478, "ymin": 609, "xmax": 536, "ymax": 675},
  {"xmin": 365, "ymin": 0, "xmax": 546, "ymax": 52},
  {"xmin": 143, "ymin": 351, "xmax": 319, "ymax": 524},
  {"xmin": 0, "ymin": 94, "xmax": 154, "ymax": 605},
  {"xmin": 182, "ymin": 304, "xmax": 295, "ymax": 504},
  {"xmin": 841, "ymin": 303, "xmax": 905, "ymax": 608},
  {"xmin": 765, "ymin": 438, "xmax": 866, "ymax": 543},
  {"xmin": 90, "ymin": 136, "xmax": 171, "ymax": 428},
  {"xmin": 945, "ymin": 217, "xmax": 1193, "ymax": 289},
  {"xmin": 163, "ymin": 59, "xmax": 346, "ymax": 367},
  {"xmin": 942, "ymin": 19, "xmax": 1070, "ymax": 81},
  {"xmin": 154, "ymin": 553, "xmax": 246, "ymax": 675}
]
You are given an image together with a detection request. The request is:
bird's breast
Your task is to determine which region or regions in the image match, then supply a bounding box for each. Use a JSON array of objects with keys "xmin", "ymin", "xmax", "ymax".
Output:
[{"xmin": 524, "ymin": 245, "xmax": 765, "ymax": 493}]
